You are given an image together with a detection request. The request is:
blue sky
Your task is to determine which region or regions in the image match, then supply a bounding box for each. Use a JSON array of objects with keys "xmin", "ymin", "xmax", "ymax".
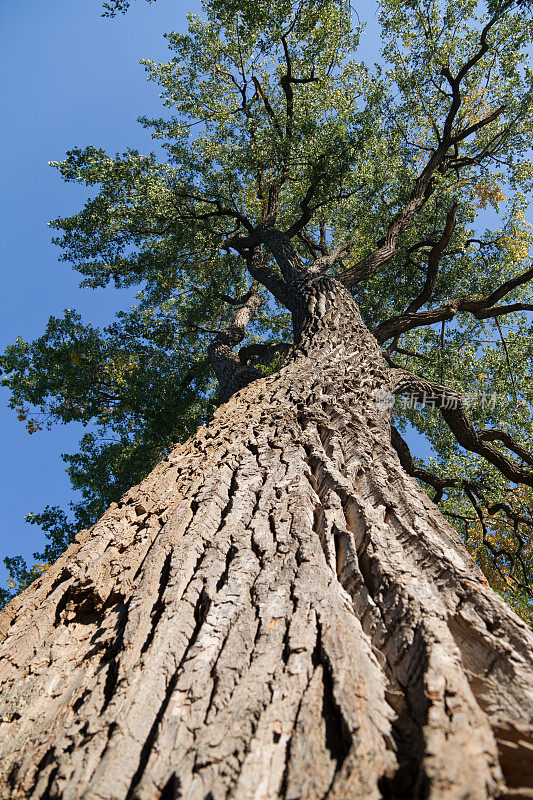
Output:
[
  {"xmin": 0, "ymin": 0, "xmax": 412, "ymax": 584},
  {"xmin": 0, "ymin": 0, "xmax": 200, "ymax": 581}
]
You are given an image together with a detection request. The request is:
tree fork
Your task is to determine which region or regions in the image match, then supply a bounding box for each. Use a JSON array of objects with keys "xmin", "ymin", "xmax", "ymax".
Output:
[{"xmin": 0, "ymin": 279, "xmax": 532, "ymax": 800}]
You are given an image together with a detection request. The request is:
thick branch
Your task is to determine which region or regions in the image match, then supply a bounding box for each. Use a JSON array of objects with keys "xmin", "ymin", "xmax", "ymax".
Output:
[
  {"xmin": 279, "ymin": 35, "xmax": 317, "ymax": 140},
  {"xmin": 254, "ymin": 227, "xmax": 311, "ymax": 285},
  {"xmin": 312, "ymin": 237, "xmax": 357, "ymax": 273},
  {"xmin": 375, "ymin": 299, "xmax": 463, "ymax": 343},
  {"xmin": 244, "ymin": 247, "xmax": 292, "ymax": 309},
  {"xmin": 266, "ymin": 169, "xmax": 291, "ymax": 221},
  {"xmin": 238, "ymin": 341, "xmax": 290, "ymax": 366},
  {"xmin": 477, "ymin": 265, "xmax": 533, "ymax": 308},
  {"xmin": 374, "ymin": 266, "xmax": 533, "ymax": 343},
  {"xmin": 207, "ymin": 290, "xmax": 263, "ymax": 400},
  {"xmin": 251, "ymin": 76, "xmax": 283, "ymax": 137},
  {"xmin": 337, "ymin": 154, "xmax": 447, "ymax": 287},
  {"xmin": 390, "ymin": 369, "xmax": 533, "ymax": 487},
  {"xmin": 391, "ymin": 426, "xmax": 532, "ymax": 592}
]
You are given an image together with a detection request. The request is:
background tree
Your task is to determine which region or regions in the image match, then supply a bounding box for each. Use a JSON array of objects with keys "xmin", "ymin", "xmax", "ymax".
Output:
[{"xmin": 1, "ymin": 0, "xmax": 533, "ymax": 797}]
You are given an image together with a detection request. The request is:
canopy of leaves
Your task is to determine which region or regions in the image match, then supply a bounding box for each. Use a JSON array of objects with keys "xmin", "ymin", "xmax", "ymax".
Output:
[{"xmin": 2, "ymin": 0, "xmax": 533, "ymax": 622}]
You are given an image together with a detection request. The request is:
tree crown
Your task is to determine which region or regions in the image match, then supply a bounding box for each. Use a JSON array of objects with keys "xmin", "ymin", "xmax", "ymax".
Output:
[{"xmin": 2, "ymin": 0, "xmax": 533, "ymax": 619}]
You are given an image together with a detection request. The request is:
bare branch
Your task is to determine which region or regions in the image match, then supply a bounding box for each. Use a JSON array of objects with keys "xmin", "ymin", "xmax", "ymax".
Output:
[
  {"xmin": 406, "ymin": 204, "xmax": 458, "ymax": 314},
  {"xmin": 374, "ymin": 266, "xmax": 533, "ymax": 343},
  {"xmin": 174, "ymin": 191, "xmax": 254, "ymax": 233},
  {"xmin": 251, "ymin": 76, "xmax": 283, "ymax": 137},
  {"xmin": 391, "ymin": 425, "xmax": 532, "ymax": 593},
  {"xmin": 473, "ymin": 302, "xmax": 533, "ymax": 319},
  {"xmin": 391, "ymin": 425, "xmax": 457, "ymax": 503},
  {"xmin": 390, "ymin": 369, "xmax": 533, "ymax": 487}
]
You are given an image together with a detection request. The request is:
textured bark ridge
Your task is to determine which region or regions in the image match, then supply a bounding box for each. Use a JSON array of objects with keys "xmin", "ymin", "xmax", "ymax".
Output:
[{"xmin": 1, "ymin": 278, "xmax": 532, "ymax": 800}]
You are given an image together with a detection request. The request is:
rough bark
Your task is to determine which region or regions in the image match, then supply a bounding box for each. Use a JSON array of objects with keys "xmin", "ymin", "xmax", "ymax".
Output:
[{"xmin": 0, "ymin": 277, "xmax": 532, "ymax": 800}]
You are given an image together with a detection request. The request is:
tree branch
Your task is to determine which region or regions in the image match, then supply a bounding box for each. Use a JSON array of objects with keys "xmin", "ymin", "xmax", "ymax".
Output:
[
  {"xmin": 249, "ymin": 228, "xmax": 310, "ymax": 285},
  {"xmin": 251, "ymin": 76, "xmax": 283, "ymax": 137},
  {"xmin": 207, "ymin": 289, "xmax": 263, "ymax": 400},
  {"xmin": 374, "ymin": 266, "xmax": 533, "ymax": 343},
  {"xmin": 338, "ymin": 4, "xmax": 511, "ymax": 290},
  {"xmin": 391, "ymin": 425, "xmax": 458, "ymax": 503},
  {"xmin": 405, "ymin": 204, "xmax": 458, "ymax": 314},
  {"xmin": 390, "ymin": 369, "xmax": 533, "ymax": 487},
  {"xmin": 391, "ymin": 424, "xmax": 532, "ymax": 593},
  {"xmin": 243, "ymin": 245, "xmax": 293, "ymax": 307},
  {"xmin": 174, "ymin": 192, "xmax": 254, "ymax": 233}
]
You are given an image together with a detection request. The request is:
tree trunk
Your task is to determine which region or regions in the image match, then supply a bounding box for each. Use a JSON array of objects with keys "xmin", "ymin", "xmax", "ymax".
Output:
[{"xmin": 1, "ymin": 278, "xmax": 532, "ymax": 800}]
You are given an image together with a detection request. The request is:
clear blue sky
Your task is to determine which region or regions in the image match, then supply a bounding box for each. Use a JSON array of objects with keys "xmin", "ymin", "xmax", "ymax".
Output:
[{"xmin": 0, "ymin": 0, "xmax": 405, "ymax": 583}]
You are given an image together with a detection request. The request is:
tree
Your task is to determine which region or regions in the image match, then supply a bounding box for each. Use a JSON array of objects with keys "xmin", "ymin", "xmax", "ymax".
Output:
[{"xmin": 1, "ymin": 0, "xmax": 533, "ymax": 796}]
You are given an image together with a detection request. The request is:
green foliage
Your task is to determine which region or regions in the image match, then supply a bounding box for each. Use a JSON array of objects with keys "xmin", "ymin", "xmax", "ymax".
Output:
[
  {"xmin": 2, "ymin": 0, "xmax": 533, "ymax": 617},
  {"xmin": 101, "ymin": 0, "xmax": 155, "ymax": 18}
]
